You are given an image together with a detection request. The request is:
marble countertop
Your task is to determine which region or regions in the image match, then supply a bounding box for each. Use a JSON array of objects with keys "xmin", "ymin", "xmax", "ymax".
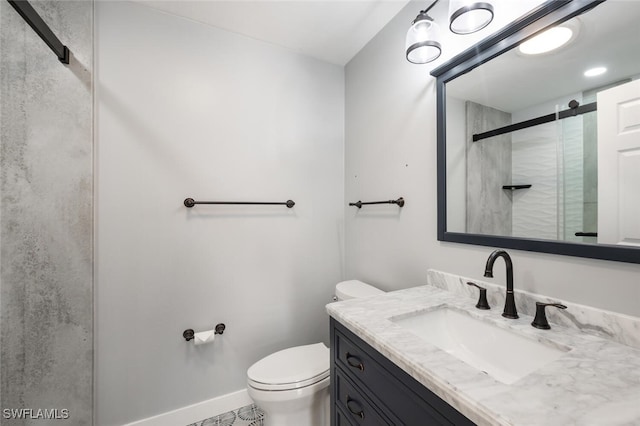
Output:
[{"xmin": 326, "ymin": 284, "xmax": 640, "ymax": 426}]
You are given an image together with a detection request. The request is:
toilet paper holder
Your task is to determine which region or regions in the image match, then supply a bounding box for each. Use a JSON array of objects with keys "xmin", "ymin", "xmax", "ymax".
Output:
[{"xmin": 183, "ymin": 323, "xmax": 226, "ymax": 342}]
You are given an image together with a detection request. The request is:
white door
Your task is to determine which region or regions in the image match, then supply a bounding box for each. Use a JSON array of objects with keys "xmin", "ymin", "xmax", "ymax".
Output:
[{"xmin": 597, "ymin": 79, "xmax": 640, "ymax": 246}]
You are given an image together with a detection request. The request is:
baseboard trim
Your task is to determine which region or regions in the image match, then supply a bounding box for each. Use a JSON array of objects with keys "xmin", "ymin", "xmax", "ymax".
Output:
[{"xmin": 124, "ymin": 389, "xmax": 252, "ymax": 426}]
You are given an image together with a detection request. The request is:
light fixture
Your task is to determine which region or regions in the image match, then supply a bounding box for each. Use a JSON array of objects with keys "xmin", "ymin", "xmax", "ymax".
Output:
[
  {"xmin": 405, "ymin": 9, "xmax": 442, "ymax": 64},
  {"xmin": 406, "ymin": 0, "xmax": 494, "ymax": 64},
  {"xmin": 584, "ymin": 67, "xmax": 607, "ymax": 77},
  {"xmin": 449, "ymin": 0, "xmax": 494, "ymax": 35},
  {"xmin": 518, "ymin": 19, "xmax": 579, "ymax": 56},
  {"xmin": 518, "ymin": 27, "xmax": 573, "ymax": 55}
]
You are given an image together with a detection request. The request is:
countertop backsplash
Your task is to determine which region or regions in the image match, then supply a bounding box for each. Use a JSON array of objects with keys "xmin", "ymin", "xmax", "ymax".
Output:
[{"xmin": 427, "ymin": 269, "xmax": 640, "ymax": 350}]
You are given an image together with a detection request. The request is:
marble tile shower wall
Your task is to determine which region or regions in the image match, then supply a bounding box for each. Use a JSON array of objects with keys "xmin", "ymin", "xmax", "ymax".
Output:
[
  {"xmin": 512, "ymin": 121, "xmax": 559, "ymax": 240},
  {"xmin": 0, "ymin": 1, "xmax": 93, "ymax": 424},
  {"xmin": 465, "ymin": 101, "xmax": 512, "ymax": 236}
]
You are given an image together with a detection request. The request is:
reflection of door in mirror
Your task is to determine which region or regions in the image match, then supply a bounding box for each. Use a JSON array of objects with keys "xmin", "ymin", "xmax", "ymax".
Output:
[{"xmin": 597, "ymin": 79, "xmax": 640, "ymax": 247}]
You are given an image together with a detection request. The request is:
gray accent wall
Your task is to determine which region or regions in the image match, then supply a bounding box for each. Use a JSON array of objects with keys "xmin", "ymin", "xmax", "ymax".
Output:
[
  {"xmin": 465, "ymin": 101, "xmax": 512, "ymax": 236},
  {"xmin": 345, "ymin": 0, "xmax": 640, "ymax": 319},
  {"xmin": 0, "ymin": 1, "xmax": 93, "ymax": 424}
]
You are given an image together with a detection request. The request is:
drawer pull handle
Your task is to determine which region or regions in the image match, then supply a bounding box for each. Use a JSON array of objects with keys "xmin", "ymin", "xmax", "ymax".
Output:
[
  {"xmin": 346, "ymin": 395, "xmax": 365, "ymax": 419},
  {"xmin": 345, "ymin": 352, "xmax": 364, "ymax": 371}
]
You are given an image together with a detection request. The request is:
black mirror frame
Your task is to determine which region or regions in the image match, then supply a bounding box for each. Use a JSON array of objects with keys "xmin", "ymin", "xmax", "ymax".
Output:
[{"xmin": 431, "ymin": 0, "xmax": 640, "ymax": 264}]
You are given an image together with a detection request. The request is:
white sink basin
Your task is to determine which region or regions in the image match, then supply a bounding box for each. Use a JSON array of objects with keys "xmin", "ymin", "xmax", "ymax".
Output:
[{"xmin": 391, "ymin": 307, "xmax": 570, "ymax": 384}]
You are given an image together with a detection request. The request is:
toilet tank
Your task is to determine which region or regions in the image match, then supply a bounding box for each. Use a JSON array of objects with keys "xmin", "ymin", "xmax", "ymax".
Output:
[{"xmin": 335, "ymin": 280, "xmax": 384, "ymax": 301}]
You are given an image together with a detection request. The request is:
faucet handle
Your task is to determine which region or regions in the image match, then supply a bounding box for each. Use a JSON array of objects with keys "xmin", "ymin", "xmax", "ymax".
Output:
[
  {"xmin": 531, "ymin": 302, "xmax": 567, "ymax": 329},
  {"xmin": 466, "ymin": 282, "xmax": 490, "ymax": 310}
]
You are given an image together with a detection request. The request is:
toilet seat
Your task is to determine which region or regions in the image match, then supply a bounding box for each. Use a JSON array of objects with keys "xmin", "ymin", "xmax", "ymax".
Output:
[
  {"xmin": 248, "ymin": 370, "xmax": 329, "ymax": 391},
  {"xmin": 247, "ymin": 343, "xmax": 329, "ymax": 391}
]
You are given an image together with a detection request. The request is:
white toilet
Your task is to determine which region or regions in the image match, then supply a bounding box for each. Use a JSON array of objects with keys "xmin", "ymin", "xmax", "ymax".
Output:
[{"xmin": 246, "ymin": 280, "xmax": 384, "ymax": 426}]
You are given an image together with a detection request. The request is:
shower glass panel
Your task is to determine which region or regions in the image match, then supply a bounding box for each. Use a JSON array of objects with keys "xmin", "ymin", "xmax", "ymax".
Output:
[
  {"xmin": 511, "ymin": 104, "xmax": 597, "ymax": 244},
  {"xmin": 560, "ymin": 110, "xmax": 598, "ymax": 244},
  {"xmin": 0, "ymin": 1, "xmax": 93, "ymax": 424}
]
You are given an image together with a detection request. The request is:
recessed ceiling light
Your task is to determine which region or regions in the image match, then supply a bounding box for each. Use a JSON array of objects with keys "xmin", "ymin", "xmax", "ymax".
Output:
[
  {"xmin": 519, "ymin": 26, "xmax": 574, "ymax": 55},
  {"xmin": 584, "ymin": 67, "xmax": 607, "ymax": 77}
]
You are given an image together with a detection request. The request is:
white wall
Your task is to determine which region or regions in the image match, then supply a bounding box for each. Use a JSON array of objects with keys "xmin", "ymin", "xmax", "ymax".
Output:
[
  {"xmin": 95, "ymin": 2, "xmax": 344, "ymax": 425},
  {"xmin": 345, "ymin": 0, "xmax": 640, "ymax": 315}
]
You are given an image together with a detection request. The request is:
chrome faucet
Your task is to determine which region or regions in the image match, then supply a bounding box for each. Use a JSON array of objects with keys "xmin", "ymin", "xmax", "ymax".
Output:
[{"xmin": 484, "ymin": 250, "xmax": 518, "ymax": 319}]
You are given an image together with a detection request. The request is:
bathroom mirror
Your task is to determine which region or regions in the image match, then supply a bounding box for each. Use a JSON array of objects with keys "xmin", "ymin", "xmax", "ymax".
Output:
[{"xmin": 432, "ymin": 0, "xmax": 640, "ymax": 263}]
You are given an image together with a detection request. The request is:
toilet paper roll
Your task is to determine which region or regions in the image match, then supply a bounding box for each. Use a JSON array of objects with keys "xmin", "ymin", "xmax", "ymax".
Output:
[{"xmin": 194, "ymin": 330, "xmax": 216, "ymax": 346}]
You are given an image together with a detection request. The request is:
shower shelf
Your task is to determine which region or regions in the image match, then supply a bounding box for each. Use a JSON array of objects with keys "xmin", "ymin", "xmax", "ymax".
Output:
[
  {"xmin": 502, "ymin": 185, "xmax": 532, "ymax": 190},
  {"xmin": 575, "ymin": 232, "xmax": 598, "ymax": 237}
]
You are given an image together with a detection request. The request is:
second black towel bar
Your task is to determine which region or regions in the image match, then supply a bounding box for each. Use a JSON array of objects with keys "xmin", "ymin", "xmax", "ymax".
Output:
[
  {"xmin": 184, "ymin": 198, "xmax": 295, "ymax": 208},
  {"xmin": 349, "ymin": 197, "xmax": 405, "ymax": 208}
]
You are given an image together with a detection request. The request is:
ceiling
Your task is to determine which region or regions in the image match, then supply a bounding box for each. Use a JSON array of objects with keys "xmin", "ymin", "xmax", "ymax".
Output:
[
  {"xmin": 132, "ymin": 0, "xmax": 411, "ymax": 65},
  {"xmin": 446, "ymin": 0, "xmax": 640, "ymax": 112}
]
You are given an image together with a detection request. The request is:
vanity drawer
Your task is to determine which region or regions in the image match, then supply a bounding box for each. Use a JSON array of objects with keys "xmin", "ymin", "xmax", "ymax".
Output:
[
  {"xmin": 334, "ymin": 369, "xmax": 394, "ymax": 425},
  {"xmin": 335, "ymin": 405, "xmax": 357, "ymax": 426},
  {"xmin": 334, "ymin": 327, "xmax": 377, "ymax": 383},
  {"xmin": 332, "ymin": 319, "xmax": 475, "ymax": 426}
]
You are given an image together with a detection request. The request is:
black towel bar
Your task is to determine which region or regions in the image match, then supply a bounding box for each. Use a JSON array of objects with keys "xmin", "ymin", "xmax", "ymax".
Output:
[
  {"xmin": 349, "ymin": 197, "xmax": 405, "ymax": 208},
  {"xmin": 184, "ymin": 198, "xmax": 295, "ymax": 208}
]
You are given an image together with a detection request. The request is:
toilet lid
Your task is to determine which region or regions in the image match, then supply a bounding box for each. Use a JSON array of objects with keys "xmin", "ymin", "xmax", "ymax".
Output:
[
  {"xmin": 247, "ymin": 343, "xmax": 329, "ymax": 391},
  {"xmin": 336, "ymin": 280, "xmax": 384, "ymax": 300}
]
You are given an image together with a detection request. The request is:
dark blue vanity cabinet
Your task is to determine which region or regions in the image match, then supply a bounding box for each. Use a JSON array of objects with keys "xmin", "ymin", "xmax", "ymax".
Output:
[{"xmin": 330, "ymin": 318, "xmax": 476, "ymax": 425}]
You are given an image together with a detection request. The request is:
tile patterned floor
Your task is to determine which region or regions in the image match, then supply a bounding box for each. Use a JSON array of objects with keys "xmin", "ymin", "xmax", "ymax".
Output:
[{"xmin": 187, "ymin": 404, "xmax": 264, "ymax": 426}]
